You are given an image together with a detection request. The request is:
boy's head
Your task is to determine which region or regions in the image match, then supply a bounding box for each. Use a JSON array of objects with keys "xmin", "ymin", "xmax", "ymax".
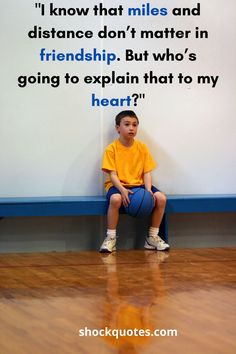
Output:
[
  {"xmin": 115, "ymin": 110, "xmax": 139, "ymax": 126},
  {"xmin": 115, "ymin": 110, "xmax": 139, "ymax": 140}
]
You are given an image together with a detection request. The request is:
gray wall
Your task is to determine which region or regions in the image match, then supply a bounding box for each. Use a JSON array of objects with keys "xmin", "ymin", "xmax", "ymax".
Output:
[{"xmin": 0, "ymin": 213, "xmax": 235, "ymax": 253}]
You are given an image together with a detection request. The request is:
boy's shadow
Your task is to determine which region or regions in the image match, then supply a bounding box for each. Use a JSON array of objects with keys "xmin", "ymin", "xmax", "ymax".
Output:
[{"xmin": 117, "ymin": 214, "xmax": 166, "ymax": 250}]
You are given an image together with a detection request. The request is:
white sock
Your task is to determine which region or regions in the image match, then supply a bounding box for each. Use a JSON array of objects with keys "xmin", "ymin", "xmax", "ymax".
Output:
[
  {"xmin": 107, "ymin": 229, "xmax": 116, "ymax": 239},
  {"xmin": 149, "ymin": 227, "xmax": 159, "ymax": 238}
]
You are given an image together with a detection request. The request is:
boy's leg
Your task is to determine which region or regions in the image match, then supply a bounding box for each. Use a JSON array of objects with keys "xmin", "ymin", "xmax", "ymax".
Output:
[
  {"xmin": 145, "ymin": 192, "xmax": 170, "ymax": 251},
  {"xmin": 151, "ymin": 192, "xmax": 166, "ymax": 228},
  {"xmin": 107, "ymin": 194, "xmax": 122, "ymax": 229},
  {"xmin": 100, "ymin": 193, "xmax": 122, "ymax": 253}
]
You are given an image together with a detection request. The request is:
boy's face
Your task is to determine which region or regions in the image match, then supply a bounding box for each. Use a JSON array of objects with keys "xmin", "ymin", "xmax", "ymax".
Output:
[{"xmin": 116, "ymin": 116, "xmax": 139, "ymax": 140}]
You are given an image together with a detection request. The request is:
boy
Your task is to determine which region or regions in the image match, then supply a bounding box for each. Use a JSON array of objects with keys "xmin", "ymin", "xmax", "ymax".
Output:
[{"xmin": 100, "ymin": 110, "xmax": 169, "ymax": 253}]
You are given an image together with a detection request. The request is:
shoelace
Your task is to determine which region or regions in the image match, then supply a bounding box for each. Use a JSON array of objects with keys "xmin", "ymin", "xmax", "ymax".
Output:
[
  {"xmin": 103, "ymin": 237, "xmax": 115, "ymax": 246},
  {"xmin": 151, "ymin": 235, "xmax": 166, "ymax": 244}
]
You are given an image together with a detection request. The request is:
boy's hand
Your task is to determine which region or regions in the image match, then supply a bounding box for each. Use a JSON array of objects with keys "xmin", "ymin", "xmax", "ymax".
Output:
[{"xmin": 121, "ymin": 188, "xmax": 134, "ymax": 207}]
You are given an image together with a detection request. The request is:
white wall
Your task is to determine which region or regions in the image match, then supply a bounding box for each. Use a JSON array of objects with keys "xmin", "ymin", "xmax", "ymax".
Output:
[{"xmin": 0, "ymin": 0, "xmax": 236, "ymax": 197}]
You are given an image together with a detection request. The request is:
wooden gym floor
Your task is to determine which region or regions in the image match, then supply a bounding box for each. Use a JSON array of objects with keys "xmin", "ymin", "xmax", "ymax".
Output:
[{"xmin": 0, "ymin": 248, "xmax": 235, "ymax": 354}]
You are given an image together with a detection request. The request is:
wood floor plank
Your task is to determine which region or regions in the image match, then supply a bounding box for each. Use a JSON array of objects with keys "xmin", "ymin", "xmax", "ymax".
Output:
[{"xmin": 0, "ymin": 248, "xmax": 235, "ymax": 354}]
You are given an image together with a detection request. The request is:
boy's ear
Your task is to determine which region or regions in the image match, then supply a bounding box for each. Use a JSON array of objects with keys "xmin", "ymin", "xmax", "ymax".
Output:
[{"xmin": 115, "ymin": 124, "xmax": 120, "ymax": 133}]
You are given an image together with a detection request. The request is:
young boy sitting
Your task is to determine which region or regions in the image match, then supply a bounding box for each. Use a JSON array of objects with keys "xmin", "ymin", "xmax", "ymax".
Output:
[{"xmin": 100, "ymin": 110, "xmax": 169, "ymax": 253}]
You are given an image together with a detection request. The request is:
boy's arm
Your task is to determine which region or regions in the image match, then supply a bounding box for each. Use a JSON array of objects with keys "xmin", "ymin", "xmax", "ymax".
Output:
[
  {"xmin": 109, "ymin": 171, "xmax": 133, "ymax": 207},
  {"xmin": 144, "ymin": 172, "xmax": 153, "ymax": 195}
]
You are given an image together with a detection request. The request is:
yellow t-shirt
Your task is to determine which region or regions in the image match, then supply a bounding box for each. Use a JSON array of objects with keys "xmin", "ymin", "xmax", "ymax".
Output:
[{"xmin": 102, "ymin": 139, "xmax": 156, "ymax": 192}]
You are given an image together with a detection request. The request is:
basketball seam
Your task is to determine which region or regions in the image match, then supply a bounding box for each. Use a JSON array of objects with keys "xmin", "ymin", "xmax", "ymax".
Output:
[
  {"xmin": 127, "ymin": 188, "xmax": 138, "ymax": 214},
  {"xmin": 134, "ymin": 189, "xmax": 146, "ymax": 217}
]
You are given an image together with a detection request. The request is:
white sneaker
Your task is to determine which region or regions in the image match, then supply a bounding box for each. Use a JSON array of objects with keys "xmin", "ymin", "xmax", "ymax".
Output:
[
  {"xmin": 144, "ymin": 235, "xmax": 170, "ymax": 251},
  {"xmin": 99, "ymin": 236, "xmax": 116, "ymax": 253}
]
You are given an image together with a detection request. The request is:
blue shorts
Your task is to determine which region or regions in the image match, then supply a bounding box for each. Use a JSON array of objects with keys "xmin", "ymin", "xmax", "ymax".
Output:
[{"xmin": 106, "ymin": 185, "xmax": 159, "ymax": 210}]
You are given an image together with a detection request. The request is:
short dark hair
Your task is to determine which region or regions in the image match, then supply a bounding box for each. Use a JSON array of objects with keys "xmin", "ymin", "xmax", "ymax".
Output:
[{"xmin": 115, "ymin": 110, "xmax": 139, "ymax": 126}]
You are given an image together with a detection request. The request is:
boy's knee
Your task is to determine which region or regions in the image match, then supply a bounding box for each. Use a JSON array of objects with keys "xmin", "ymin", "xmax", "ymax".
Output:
[
  {"xmin": 154, "ymin": 192, "xmax": 167, "ymax": 207},
  {"xmin": 109, "ymin": 194, "xmax": 122, "ymax": 208}
]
